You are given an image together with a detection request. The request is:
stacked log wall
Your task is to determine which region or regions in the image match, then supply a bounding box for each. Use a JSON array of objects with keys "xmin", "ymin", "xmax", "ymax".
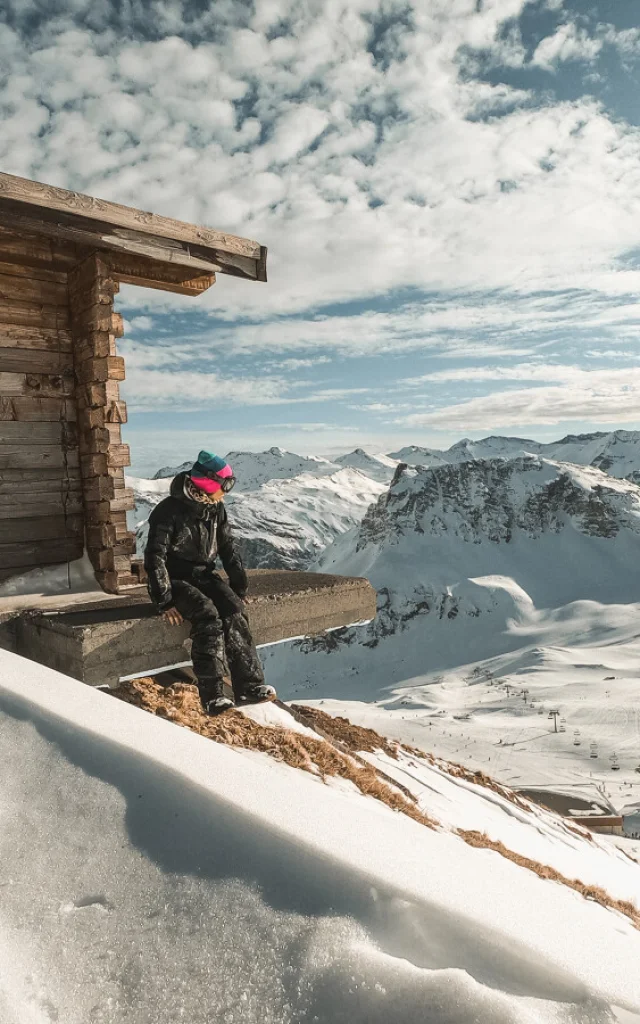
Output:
[
  {"xmin": 0, "ymin": 227, "xmax": 83, "ymax": 583},
  {"xmin": 68, "ymin": 254, "xmax": 136, "ymax": 592}
]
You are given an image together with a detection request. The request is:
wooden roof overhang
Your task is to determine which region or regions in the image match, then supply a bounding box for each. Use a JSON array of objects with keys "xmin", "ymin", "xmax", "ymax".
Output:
[{"xmin": 0, "ymin": 171, "xmax": 267, "ymax": 297}]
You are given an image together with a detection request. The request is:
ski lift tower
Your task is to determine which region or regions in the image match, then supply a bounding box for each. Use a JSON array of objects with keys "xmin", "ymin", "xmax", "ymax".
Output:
[{"xmin": 548, "ymin": 709, "xmax": 560, "ymax": 733}]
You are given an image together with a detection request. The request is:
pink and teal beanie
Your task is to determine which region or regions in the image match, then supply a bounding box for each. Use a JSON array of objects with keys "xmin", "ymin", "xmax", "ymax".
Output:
[{"xmin": 190, "ymin": 450, "xmax": 233, "ymax": 495}]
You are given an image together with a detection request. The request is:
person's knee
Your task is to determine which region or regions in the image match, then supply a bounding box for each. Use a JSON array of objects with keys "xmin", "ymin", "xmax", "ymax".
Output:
[{"xmin": 190, "ymin": 603, "xmax": 221, "ymax": 639}]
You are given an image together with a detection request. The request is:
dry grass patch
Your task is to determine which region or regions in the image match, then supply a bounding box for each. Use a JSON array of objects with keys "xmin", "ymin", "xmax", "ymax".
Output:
[
  {"xmin": 459, "ymin": 830, "xmax": 640, "ymax": 929},
  {"xmin": 110, "ymin": 678, "xmax": 438, "ymax": 830},
  {"xmin": 290, "ymin": 704, "xmax": 401, "ymax": 758},
  {"xmin": 290, "ymin": 705, "xmax": 538, "ymax": 815}
]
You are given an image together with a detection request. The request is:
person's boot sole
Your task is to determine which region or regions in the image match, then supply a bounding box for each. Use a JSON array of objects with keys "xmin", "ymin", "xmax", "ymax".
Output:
[
  {"xmin": 235, "ymin": 692, "xmax": 278, "ymax": 706},
  {"xmin": 205, "ymin": 701, "xmax": 235, "ymax": 716}
]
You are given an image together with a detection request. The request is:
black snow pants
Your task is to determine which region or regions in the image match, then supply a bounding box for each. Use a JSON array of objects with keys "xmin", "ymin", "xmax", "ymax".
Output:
[{"xmin": 170, "ymin": 570, "xmax": 265, "ymax": 706}]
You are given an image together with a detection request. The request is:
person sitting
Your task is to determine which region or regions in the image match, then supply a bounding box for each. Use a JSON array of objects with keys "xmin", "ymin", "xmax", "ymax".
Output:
[{"xmin": 144, "ymin": 450, "xmax": 275, "ymax": 714}]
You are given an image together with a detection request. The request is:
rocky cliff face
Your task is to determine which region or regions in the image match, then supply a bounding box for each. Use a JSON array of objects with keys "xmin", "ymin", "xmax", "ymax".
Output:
[
  {"xmin": 314, "ymin": 456, "xmax": 640, "ymax": 649},
  {"xmin": 357, "ymin": 456, "xmax": 638, "ymax": 549}
]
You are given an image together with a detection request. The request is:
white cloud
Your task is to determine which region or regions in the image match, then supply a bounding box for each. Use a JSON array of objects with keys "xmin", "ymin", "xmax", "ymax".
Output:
[
  {"xmin": 532, "ymin": 22, "xmax": 603, "ymax": 69},
  {"xmin": 3, "ymin": 0, "xmax": 640, "ymax": 328},
  {"xmin": 396, "ymin": 366, "xmax": 640, "ymax": 430}
]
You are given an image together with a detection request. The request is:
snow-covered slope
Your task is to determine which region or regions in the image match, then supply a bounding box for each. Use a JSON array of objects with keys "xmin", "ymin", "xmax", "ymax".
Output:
[
  {"xmin": 128, "ymin": 468, "xmax": 386, "ymax": 569},
  {"xmin": 225, "ymin": 468, "xmax": 386, "ymax": 569},
  {"xmin": 388, "ymin": 443, "xmax": 450, "ymax": 467},
  {"xmin": 392, "ymin": 431, "xmax": 640, "ymax": 483},
  {"xmin": 263, "ymin": 456, "xmax": 640, "ymax": 806},
  {"xmin": 320, "ymin": 455, "xmax": 640, "ymax": 612},
  {"xmin": 334, "ymin": 448, "xmax": 399, "ymax": 483},
  {"xmin": 2, "ymin": 649, "xmax": 640, "ymax": 1022}
]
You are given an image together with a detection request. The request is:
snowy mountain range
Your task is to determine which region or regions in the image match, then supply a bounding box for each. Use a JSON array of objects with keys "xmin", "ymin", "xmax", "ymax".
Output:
[
  {"xmin": 317, "ymin": 455, "xmax": 640, "ymax": 628},
  {"xmin": 130, "ymin": 431, "xmax": 640, "ymax": 572},
  {"xmin": 392, "ymin": 429, "xmax": 640, "ymax": 483},
  {"xmin": 153, "ymin": 446, "xmax": 338, "ymax": 490}
]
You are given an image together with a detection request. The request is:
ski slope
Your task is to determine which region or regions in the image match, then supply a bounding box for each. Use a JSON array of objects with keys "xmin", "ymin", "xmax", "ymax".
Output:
[{"xmin": 1, "ymin": 649, "xmax": 640, "ymax": 1023}]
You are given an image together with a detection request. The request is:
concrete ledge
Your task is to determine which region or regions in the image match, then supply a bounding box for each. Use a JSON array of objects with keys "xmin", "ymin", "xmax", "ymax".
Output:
[{"xmin": 12, "ymin": 569, "xmax": 376, "ymax": 687}]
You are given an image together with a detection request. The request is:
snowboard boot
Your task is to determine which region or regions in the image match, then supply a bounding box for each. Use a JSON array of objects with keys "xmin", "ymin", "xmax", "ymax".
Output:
[
  {"xmin": 205, "ymin": 696, "xmax": 235, "ymax": 715},
  {"xmin": 201, "ymin": 679, "xmax": 235, "ymax": 716},
  {"xmin": 235, "ymin": 683, "xmax": 277, "ymax": 706}
]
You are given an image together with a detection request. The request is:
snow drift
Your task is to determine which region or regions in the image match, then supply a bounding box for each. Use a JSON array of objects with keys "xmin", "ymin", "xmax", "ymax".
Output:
[{"xmin": 1, "ymin": 649, "xmax": 640, "ymax": 1023}]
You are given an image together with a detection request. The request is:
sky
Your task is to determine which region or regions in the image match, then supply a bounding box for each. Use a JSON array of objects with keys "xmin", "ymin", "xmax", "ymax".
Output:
[{"xmin": 3, "ymin": 0, "xmax": 640, "ymax": 472}]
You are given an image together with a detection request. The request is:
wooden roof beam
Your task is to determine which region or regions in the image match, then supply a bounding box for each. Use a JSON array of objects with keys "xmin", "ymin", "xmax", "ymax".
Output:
[
  {"xmin": 0, "ymin": 172, "xmax": 267, "ymax": 282},
  {"xmin": 105, "ymin": 252, "xmax": 216, "ymax": 295}
]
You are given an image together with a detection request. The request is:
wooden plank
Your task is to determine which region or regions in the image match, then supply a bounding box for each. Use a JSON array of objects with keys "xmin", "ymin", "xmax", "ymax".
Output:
[
  {"xmin": 115, "ymin": 534, "xmax": 136, "ymax": 555},
  {"xmin": 106, "ymin": 423, "xmax": 123, "ymax": 447},
  {"xmin": 107, "ymin": 444, "xmax": 130, "ymax": 469},
  {"xmin": 106, "ymin": 253, "xmax": 215, "ymax": 294},
  {"xmin": 0, "ymin": 420, "xmax": 77, "ymax": 445},
  {"xmin": 0, "ymin": 225, "xmax": 79, "ymax": 268},
  {"xmin": 0, "ymin": 537, "xmax": 83, "ymax": 570},
  {"xmin": 108, "ymin": 356, "xmax": 125, "ymax": 381},
  {"xmin": 0, "ymin": 324, "xmax": 72, "ymax": 352},
  {"xmin": 76, "ymin": 381, "xmax": 119, "ymax": 410},
  {"xmin": 0, "ymin": 513, "xmax": 84, "ymax": 543},
  {"xmin": 84, "ymin": 477, "xmax": 114, "ymax": 502},
  {"xmin": 70, "ymin": 304, "xmax": 115, "ymax": 334},
  {"xmin": 0, "ymin": 259, "xmax": 67, "ymax": 285},
  {"xmin": 0, "ymin": 482, "xmax": 80, "ymax": 501},
  {"xmin": 67, "ymin": 277, "xmax": 116, "ymax": 314},
  {"xmin": 112, "ymin": 511, "xmax": 130, "ymax": 538},
  {"xmin": 0, "ymin": 347, "xmax": 72, "ymax": 375},
  {"xmin": 0, "ymin": 467, "xmax": 81, "ymax": 489},
  {"xmin": 84, "ymin": 500, "xmax": 113, "ymax": 522},
  {"xmin": 0, "ymin": 371, "xmax": 74, "ymax": 398},
  {"xmin": 110, "ymin": 489, "xmax": 134, "ymax": 513},
  {"xmin": 0, "ymin": 272, "xmax": 67, "ymax": 306},
  {"xmin": 0, "ymin": 298, "xmax": 69, "ymax": 330},
  {"xmin": 78, "ymin": 426, "xmax": 110, "ymax": 454},
  {"xmin": 0, "ymin": 396, "xmax": 77, "ymax": 422},
  {"xmin": 75, "ymin": 356, "xmax": 125, "ymax": 386},
  {"xmin": 109, "ymin": 465, "xmax": 125, "ymax": 488},
  {"xmin": 87, "ymin": 523, "xmax": 117, "ymax": 549},
  {"xmin": 0, "ymin": 496, "xmax": 84, "ymax": 519},
  {"xmin": 0, "ymin": 446, "xmax": 79, "ymax": 470},
  {"xmin": 111, "ymin": 312, "xmax": 124, "ymax": 338},
  {"xmin": 0, "ymin": 208, "xmax": 225, "ymax": 277},
  {"xmin": 74, "ymin": 330, "xmax": 112, "ymax": 362},
  {"xmin": 0, "ymin": 171, "xmax": 263, "ymax": 260},
  {"xmin": 89, "ymin": 547, "xmax": 131, "ymax": 572},
  {"xmin": 114, "ymin": 271, "xmax": 215, "ymax": 296},
  {"xmin": 81, "ymin": 452, "xmax": 108, "ymax": 478}
]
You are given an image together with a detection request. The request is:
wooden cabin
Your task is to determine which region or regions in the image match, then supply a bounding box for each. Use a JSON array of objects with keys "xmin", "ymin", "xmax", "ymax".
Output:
[{"xmin": 0, "ymin": 171, "xmax": 267, "ymax": 594}]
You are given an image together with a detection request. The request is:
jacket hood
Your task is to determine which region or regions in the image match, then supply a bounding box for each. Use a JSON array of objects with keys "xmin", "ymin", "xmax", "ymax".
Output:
[{"xmin": 170, "ymin": 471, "xmax": 218, "ymax": 517}]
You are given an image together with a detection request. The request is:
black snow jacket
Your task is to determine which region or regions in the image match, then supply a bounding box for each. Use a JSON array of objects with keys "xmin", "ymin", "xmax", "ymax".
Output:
[{"xmin": 144, "ymin": 472, "xmax": 248, "ymax": 611}]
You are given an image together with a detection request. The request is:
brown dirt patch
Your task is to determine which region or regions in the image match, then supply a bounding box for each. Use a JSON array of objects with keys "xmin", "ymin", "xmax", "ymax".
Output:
[{"xmin": 459, "ymin": 830, "xmax": 640, "ymax": 929}]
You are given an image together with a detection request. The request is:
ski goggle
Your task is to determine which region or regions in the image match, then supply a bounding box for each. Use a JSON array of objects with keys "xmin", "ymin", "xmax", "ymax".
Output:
[
  {"xmin": 214, "ymin": 473, "xmax": 236, "ymax": 494},
  {"xmin": 191, "ymin": 471, "xmax": 236, "ymax": 495}
]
